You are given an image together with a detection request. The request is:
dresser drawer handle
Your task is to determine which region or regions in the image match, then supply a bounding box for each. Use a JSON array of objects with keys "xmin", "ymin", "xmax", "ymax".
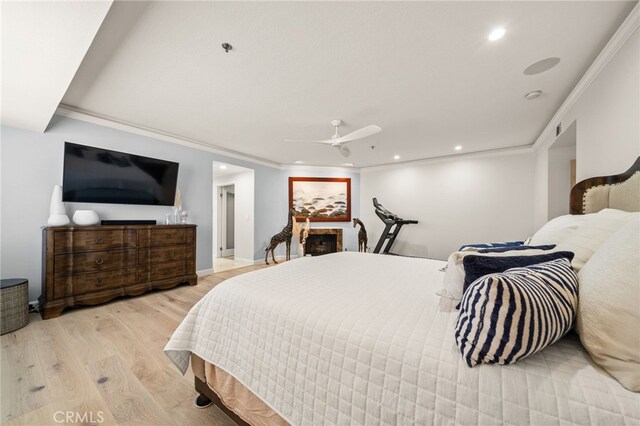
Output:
[
  {"xmin": 95, "ymin": 258, "xmax": 104, "ymax": 265},
  {"xmin": 96, "ymin": 237, "xmax": 104, "ymax": 244},
  {"xmin": 95, "ymin": 279, "xmax": 104, "ymax": 286},
  {"xmin": 165, "ymin": 268, "xmax": 172, "ymax": 274}
]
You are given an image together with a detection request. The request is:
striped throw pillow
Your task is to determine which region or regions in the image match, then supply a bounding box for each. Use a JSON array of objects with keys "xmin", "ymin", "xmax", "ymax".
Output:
[{"xmin": 454, "ymin": 258, "xmax": 578, "ymax": 367}]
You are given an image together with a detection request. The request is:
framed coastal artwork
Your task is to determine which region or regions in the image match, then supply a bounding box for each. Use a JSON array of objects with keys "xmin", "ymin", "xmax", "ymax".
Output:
[{"xmin": 288, "ymin": 177, "xmax": 351, "ymax": 222}]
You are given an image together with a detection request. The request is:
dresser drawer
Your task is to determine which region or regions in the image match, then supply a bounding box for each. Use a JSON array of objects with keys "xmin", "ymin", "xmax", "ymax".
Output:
[
  {"xmin": 54, "ymin": 230, "xmax": 135, "ymax": 253},
  {"xmin": 138, "ymin": 244, "xmax": 193, "ymax": 265},
  {"xmin": 54, "ymin": 268, "xmax": 136, "ymax": 298},
  {"xmin": 138, "ymin": 260, "xmax": 186, "ymax": 283},
  {"xmin": 138, "ymin": 228, "xmax": 190, "ymax": 247},
  {"xmin": 54, "ymin": 249, "xmax": 136, "ymax": 277}
]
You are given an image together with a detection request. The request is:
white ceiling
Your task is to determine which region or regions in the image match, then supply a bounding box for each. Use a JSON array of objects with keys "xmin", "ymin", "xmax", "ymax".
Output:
[
  {"xmin": 4, "ymin": 1, "xmax": 636, "ymax": 167},
  {"xmin": 0, "ymin": 1, "xmax": 112, "ymax": 132}
]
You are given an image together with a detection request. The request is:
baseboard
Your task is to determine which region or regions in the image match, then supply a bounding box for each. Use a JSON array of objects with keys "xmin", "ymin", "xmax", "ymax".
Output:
[
  {"xmin": 196, "ymin": 268, "xmax": 215, "ymax": 277},
  {"xmin": 233, "ymin": 257, "xmax": 254, "ymax": 264}
]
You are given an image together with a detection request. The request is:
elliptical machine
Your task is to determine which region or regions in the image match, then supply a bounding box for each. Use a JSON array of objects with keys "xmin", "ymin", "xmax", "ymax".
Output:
[{"xmin": 372, "ymin": 198, "xmax": 418, "ymax": 254}]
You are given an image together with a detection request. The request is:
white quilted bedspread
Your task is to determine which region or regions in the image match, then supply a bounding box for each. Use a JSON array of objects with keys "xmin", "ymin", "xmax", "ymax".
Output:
[{"xmin": 165, "ymin": 252, "xmax": 640, "ymax": 425}]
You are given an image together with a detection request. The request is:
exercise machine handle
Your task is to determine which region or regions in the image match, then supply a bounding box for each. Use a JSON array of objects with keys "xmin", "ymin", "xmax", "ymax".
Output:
[{"xmin": 372, "ymin": 198, "xmax": 418, "ymax": 254}]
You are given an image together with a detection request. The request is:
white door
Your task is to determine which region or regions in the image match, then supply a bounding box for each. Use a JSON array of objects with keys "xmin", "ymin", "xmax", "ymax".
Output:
[{"xmin": 218, "ymin": 185, "xmax": 235, "ymax": 258}]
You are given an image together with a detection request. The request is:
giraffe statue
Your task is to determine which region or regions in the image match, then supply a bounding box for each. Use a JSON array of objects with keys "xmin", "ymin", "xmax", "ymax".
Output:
[
  {"xmin": 265, "ymin": 209, "xmax": 296, "ymax": 264},
  {"xmin": 353, "ymin": 217, "xmax": 368, "ymax": 253}
]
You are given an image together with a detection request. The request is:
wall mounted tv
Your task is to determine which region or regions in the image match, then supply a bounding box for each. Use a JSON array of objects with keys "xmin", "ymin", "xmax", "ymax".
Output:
[{"xmin": 62, "ymin": 142, "xmax": 179, "ymax": 206}]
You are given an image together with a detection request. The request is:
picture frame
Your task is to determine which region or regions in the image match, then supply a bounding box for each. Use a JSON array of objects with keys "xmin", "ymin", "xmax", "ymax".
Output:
[{"xmin": 289, "ymin": 177, "xmax": 351, "ymax": 222}]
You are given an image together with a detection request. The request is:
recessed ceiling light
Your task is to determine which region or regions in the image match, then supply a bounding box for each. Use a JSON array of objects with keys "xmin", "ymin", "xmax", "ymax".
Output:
[
  {"xmin": 524, "ymin": 90, "xmax": 543, "ymax": 100},
  {"xmin": 343, "ymin": 163, "xmax": 354, "ymax": 167},
  {"xmin": 393, "ymin": 155, "xmax": 400, "ymax": 160},
  {"xmin": 488, "ymin": 28, "xmax": 506, "ymax": 41},
  {"xmin": 294, "ymin": 160, "xmax": 304, "ymax": 164},
  {"xmin": 454, "ymin": 145, "xmax": 462, "ymax": 151},
  {"xmin": 219, "ymin": 165, "xmax": 227, "ymax": 170}
]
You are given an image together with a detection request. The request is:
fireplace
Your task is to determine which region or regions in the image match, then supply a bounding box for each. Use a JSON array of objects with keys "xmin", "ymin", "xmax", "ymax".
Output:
[{"xmin": 304, "ymin": 228, "xmax": 343, "ymax": 256}]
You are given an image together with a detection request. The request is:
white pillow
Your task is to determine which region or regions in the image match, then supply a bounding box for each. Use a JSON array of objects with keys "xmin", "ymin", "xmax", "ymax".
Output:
[
  {"xmin": 555, "ymin": 209, "xmax": 638, "ymax": 271},
  {"xmin": 437, "ymin": 248, "xmax": 555, "ymax": 301},
  {"xmin": 438, "ymin": 253, "xmax": 465, "ymax": 300},
  {"xmin": 576, "ymin": 218, "xmax": 640, "ymax": 391},
  {"xmin": 529, "ymin": 214, "xmax": 590, "ymax": 246}
]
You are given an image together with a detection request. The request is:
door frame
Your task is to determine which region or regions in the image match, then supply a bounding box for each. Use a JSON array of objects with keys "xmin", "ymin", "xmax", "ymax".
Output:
[{"xmin": 212, "ymin": 163, "xmax": 255, "ymax": 265}]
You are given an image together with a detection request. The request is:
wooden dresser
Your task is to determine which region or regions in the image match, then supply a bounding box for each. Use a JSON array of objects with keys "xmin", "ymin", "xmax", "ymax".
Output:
[{"xmin": 40, "ymin": 224, "xmax": 197, "ymax": 319}]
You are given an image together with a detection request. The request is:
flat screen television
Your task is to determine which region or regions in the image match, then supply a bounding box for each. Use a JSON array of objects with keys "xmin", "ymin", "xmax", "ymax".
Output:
[{"xmin": 62, "ymin": 142, "xmax": 179, "ymax": 206}]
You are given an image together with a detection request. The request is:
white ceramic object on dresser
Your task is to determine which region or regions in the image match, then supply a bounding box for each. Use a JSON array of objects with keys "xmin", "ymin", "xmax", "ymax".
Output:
[
  {"xmin": 46, "ymin": 185, "xmax": 70, "ymax": 226},
  {"xmin": 72, "ymin": 210, "xmax": 100, "ymax": 226}
]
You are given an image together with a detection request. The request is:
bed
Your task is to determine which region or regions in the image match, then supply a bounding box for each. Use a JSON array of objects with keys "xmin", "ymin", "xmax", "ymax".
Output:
[{"xmin": 165, "ymin": 157, "xmax": 640, "ymax": 426}]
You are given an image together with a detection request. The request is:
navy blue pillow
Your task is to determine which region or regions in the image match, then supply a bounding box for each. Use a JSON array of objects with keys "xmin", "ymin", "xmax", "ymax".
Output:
[
  {"xmin": 462, "ymin": 251, "xmax": 575, "ymax": 294},
  {"xmin": 477, "ymin": 244, "xmax": 556, "ymax": 253},
  {"xmin": 458, "ymin": 241, "xmax": 524, "ymax": 251}
]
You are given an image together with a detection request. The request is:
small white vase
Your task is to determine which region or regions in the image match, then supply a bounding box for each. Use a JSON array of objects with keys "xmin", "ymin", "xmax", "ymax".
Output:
[
  {"xmin": 48, "ymin": 214, "xmax": 70, "ymax": 226},
  {"xmin": 47, "ymin": 185, "xmax": 70, "ymax": 226},
  {"xmin": 72, "ymin": 210, "xmax": 100, "ymax": 226}
]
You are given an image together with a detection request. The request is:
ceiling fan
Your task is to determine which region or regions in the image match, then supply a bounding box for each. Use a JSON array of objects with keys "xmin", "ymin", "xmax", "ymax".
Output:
[{"xmin": 285, "ymin": 120, "xmax": 381, "ymax": 157}]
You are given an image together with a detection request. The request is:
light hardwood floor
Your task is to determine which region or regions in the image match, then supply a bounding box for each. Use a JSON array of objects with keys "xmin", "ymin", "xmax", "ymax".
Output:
[{"xmin": 1, "ymin": 264, "xmax": 267, "ymax": 426}]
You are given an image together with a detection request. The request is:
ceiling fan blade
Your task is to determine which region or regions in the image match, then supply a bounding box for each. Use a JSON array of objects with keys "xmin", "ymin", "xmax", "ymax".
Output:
[
  {"xmin": 284, "ymin": 138, "xmax": 336, "ymax": 144},
  {"xmin": 332, "ymin": 125, "xmax": 381, "ymax": 144}
]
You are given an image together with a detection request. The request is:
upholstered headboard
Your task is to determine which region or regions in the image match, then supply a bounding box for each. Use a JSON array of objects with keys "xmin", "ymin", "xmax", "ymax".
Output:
[{"xmin": 570, "ymin": 157, "xmax": 640, "ymax": 214}]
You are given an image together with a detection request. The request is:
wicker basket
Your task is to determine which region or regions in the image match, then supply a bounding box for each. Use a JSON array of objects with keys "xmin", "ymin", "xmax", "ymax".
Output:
[{"xmin": 1, "ymin": 279, "xmax": 29, "ymax": 335}]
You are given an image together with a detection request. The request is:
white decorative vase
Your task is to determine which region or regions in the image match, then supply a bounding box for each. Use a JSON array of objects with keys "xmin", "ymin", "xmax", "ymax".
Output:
[
  {"xmin": 72, "ymin": 210, "xmax": 100, "ymax": 226},
  {"xmin": 47, "ymin": 185, "xmax": 70, "ymax": 226}
]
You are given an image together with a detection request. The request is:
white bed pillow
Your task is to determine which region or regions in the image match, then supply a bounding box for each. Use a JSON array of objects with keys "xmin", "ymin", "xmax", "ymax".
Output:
[
  {"xmin": 576, "ymin": 218, "xmax": 640, "ymax": 391},
  {"xmin": 438, "ymin": 253, "xmax": 465, "ymax": 300},
  {"xmin": 437, "ymin": 248, "xmax": 554, "ymax": 301},
  {"xmin": 555, "ymin": 209, "xmax": 638, "ymax": 272},
  {"xmin": 529, "ymin": 214, "xmax": 590, "ymax": 246}
]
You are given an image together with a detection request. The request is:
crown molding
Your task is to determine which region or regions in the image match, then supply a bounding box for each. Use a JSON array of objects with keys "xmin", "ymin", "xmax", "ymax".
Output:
[
  {"xmin": 532, "ymin": 3, "xmax": 639, "ymax": 150},
  {"xmin": 361, "ymin": 144, "xmax": 535, "ymax": 173},
  {"xmin": 281, "ymin": 164, "xmax": 360, "ymax": 174},
  {"xmin": 55, "ymin": 104, "xmax": 283, "ymax": 169}
]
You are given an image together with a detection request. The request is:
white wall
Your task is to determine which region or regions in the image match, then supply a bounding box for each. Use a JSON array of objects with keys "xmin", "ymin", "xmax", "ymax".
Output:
[
  {"xmin": 575, "ymin": 27, "xmax": 640, "ymax": 182},
  {"xmin": 534, "ymin": 27, "xmax": 640, "ymax": 228},
  {"xmin": 213, "ymin": 171, "xmax": 255, "ymax": 262},
  {"xmin": 360, "ymin": 152, "xmax": 536, "ymax": 260},
  {"xmin": 0, "ymin": 116, "xmax": 282, "ymax": 300},
  {"xmin": 0, "ymin": 114, "xmax": 359, "ymax": 300}
]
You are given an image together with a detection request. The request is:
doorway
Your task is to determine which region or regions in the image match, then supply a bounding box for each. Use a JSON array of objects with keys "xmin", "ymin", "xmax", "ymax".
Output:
[
  {"xmin": 548, "ymin": 121, "xmax": 577, "ymax": 220},
  {"xmin": 212, "ymin": 162, "xmax": 255, "ymax": 273}
]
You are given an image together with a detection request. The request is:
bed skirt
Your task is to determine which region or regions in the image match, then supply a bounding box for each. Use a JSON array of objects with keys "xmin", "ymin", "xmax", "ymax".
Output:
[{"xmin": 191, "ymin": 354, "xmax": 288, "ymax": 426}]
